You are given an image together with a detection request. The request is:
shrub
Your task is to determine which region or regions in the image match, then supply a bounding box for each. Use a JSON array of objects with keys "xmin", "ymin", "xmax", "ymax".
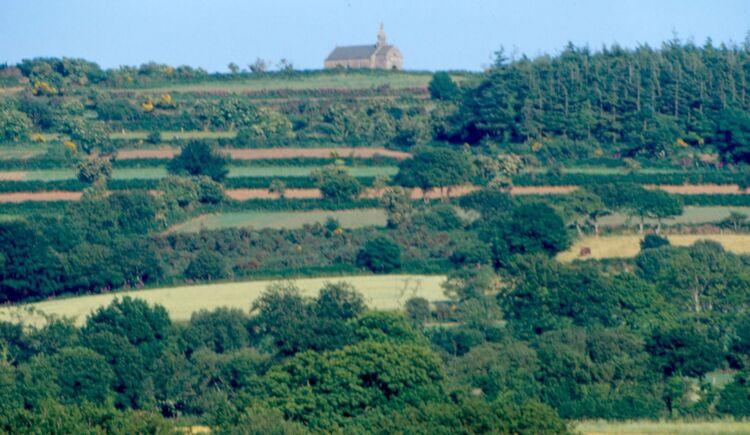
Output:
[
  {"xmin": 146, "ymin": 129, "xmax": 161, "ymax": 144},
  {"xmin": 0, "ymin": 109, "xmax": 33, "ymax": 142},
  {"xmin": 312, "ymin": 165, "xmax": 363, "ymax": 202},
  {"xmin": 356, "ymin": 236, "xmax": 401, "ymax": 273},
  {"xmin": 167, "ymin": 140, "xmax": 228, "ymax": 182},
  {"xmin": 185, "ymin": 250, "xmax": 228, "ymax": 281},
  {"xmin": 640, "ymin": 234, "xmax": 670, "ymax": 250},
  {"xmin": 428, "ymin": 72, "xmax": 460, "ymax": 101},
  {"xmin": 76, "ymin": 158, "xmax": 112, "ymax": 184}
]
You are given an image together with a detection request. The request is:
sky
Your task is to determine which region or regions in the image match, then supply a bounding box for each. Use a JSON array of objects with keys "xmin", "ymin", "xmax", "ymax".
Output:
[{"xmin": 0, "ymin": 0, "xmax": 748, "ymax": 72}]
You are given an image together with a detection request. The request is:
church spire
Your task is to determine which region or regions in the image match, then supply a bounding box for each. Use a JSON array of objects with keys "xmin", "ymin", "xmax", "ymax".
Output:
[{"xmin": 377, "ymin": 23, "xmax": 386, "ymax": 47}]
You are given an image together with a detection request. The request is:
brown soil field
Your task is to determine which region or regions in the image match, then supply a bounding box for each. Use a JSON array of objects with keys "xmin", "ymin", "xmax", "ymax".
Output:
[
  {"xmin": 226, "ymin": 188, "xmax": 322, "ymax": 200},
  {"xmin": 0, "ymin": 191, "xmax": 83, "ymax": 202},
  {"xmin": 511, "ymin": 185, "xmax": 578, "ymax": 195},
  {"xmin": 226, "ymin": 185, "xmax": 574, "ymax": 201},
  {"xmin": 0, "ymin": 171, "xmax": 25, "ymax": 181},
  {"xmin": 0, "ymin": 184, "xmax": 742, "ymax": 203},
  {"xmin": 645, "ymin": 184, "xmax": 749, "ymax": 194},
  {"xmin": 115, "ymin": 147, "xmax": 411, "ymax": 160}
]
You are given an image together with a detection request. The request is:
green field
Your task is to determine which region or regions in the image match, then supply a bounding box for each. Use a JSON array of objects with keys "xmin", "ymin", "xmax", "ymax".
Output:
[
  {"xmin": 170, "ymin": 208, "xmax": 387, "ymax": 233},
  {"xmin": 558, "ymin": 234, "xmax": 750, "ymax": 261},
  {"xmin": 104, "ymin": 71, "xmax": 435, "ymax": 94},
  {"xmin": 0, "ymin": 143, "xmax": 48, "ymax": 159},
  {"xmin": 10, "ymin": 165, "xmax": 396, "ymax": 181},
  {"xmin": 0, "ymin": 274, "xmax": 447, "ymax": 326},
  {"xmin": 226, "ymin": 165, "xmax": 397, "ymax": 178},
  {"xmin": 599, "ymin": 206, "xmax": 750, "ymax": 226},
  {"xmin": 110, "ymin": 130, "xmax": 236, "ymax": 140},
  {"xmin": 576, "ymin": 419, "xmax": 750, "ymax": 434}
]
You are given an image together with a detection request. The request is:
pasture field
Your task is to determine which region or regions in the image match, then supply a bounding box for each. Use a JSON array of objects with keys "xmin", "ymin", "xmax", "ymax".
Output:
[
  {"xmin": 557, "ymin": 234, "xmax": 750, "ymax": 261},
  {"xmin": 169, "ymin": 208, "xmax": 387, "ymax": 233},
  {"xmin": 1, "ymin": 165, "xmax": 395, "ymax": 182},
  {"xmin": 576, "ymin": 419, "xmax": 750, "ymax": 434},
  {"xmin": 110, "ymin": 130, "xmax": 236, "ymax": 140},
  {"xmin": 103, "ymin": 71, "xmax": 435, "ymax": 93},
  {"xmin": 0, "ymin": 274, "xmax": 447, "ymax": 326},
  {"xmin": 226, "ymin": 165, "xmax": 398, "ymax": 177},
  {"xmin": 112, "ymin": 146, "xmax": 411, "ymax": 160},
  {"xmin": 0, "ymin": 143, "xmax": 48, "ymax": 159},
  {"xmin": 599, "ymin": 206, "xmax": 750, "ymax": 226}
]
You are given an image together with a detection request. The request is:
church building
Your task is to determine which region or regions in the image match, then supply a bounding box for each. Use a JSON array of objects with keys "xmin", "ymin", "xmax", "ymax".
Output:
[{"xmin": 324, "ymin": 24, "xmax": 403, "ymax": 70}]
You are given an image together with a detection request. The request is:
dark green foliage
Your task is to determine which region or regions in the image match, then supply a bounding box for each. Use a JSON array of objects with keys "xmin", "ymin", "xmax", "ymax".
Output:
[
  {"xmin": 717, "ymin": 371, "xmax": 750, "ymax": 417},
  {"xmin": 482, "ymin": 202, "xmax": 570, "ymax": 265},
  {"xmin": 46, "ymin": 347, "xmax": 114, "ymax": 405},
  {"xmin": 414, "ymin": 203, "xmax": 463, "ymax": 230},
  {"xmin": 185, "ymin": 250, "xmax": 228, "ymax": 281},
  {"xmin": 356, "ymin": 236, "xmax": 402, "ymax": 273},
  {"xmin": 312, "ymin": 165, "xmax": 363, "ymax": 202},
  {"xmin": 405, "ymin": 297, "xmax": 431, "ymax": 327},
  {"xmin": 183, "ymin": 308, "xmax": 250, "ymax": 354},
  {"xmin": 428, "ymin": 72, "xmax": 460, "ymax": 101},
  {"xmin": 716, "ymin": 108, "xmax": 750, "ymax": 164},
  {"xmin": 454, "ymin": 41, "xmax": 750, "ymax": 165},
  {"xmin": 81, "ymin": 297, "xmax": 172, "ymax": 364},
  {"xmin": 458, "ymin": 188, "xmax": 514, "ymax": 218},
  {"xmin": 314, "ymin": 282, "xmax": 366, "ymax": 320},
  {"xmin": 395, "ymin": 148, "xmax": 472, "ymax": 195},
  {"xmin": 167, "ymin": 140, "xmax": 229, "ymax": 182},
  {"xmin": 647, "ymin": 323, "xmax": 724, "ymax": 378},
  {"xmin": 449, "ymin": 234, "xmax": 493, "ymax": 266},
  {"xmin": 263, "ymin": 340, "xmax": 444, "ymax": 429},
  {"xmin": 0, "ymin": 221, "xmax": 64, "ymax": 302},
  {"xmin": 641, "ymin": 234, "xmax": 670, "ymax": 250}
]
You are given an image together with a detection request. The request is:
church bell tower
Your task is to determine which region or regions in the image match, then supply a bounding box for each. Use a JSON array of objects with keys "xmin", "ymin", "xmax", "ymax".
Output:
[{"xmin": 377, "ymin": 23, "xmax": 386, "ymax": 47}]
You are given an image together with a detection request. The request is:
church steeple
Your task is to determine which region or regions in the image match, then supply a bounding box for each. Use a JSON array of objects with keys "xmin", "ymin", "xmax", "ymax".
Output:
[{"xmin": 377, "ymin": 23, "xmax": 386, "ymax": 47}]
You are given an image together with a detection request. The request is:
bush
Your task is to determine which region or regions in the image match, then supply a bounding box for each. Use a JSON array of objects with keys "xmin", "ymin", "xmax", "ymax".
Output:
[
  {"xmin": 167, "ymin": 140, "xmax": 228, "ymax": 182},
  {"xmin": 356, "ymin": 236, "xmax": 401, "ymax": 273},
  {"xmin": 312, "ymin": 165, "xmax": 363, "ymax": 202},
  {"xmin": 76, "ymin": 158, "xmax": 112, "ymax": 184},
  {"xmin": 185, "ymin": 250, "xmax": 228, "ymax": 281},
  {"xmin": 641, "ymin": 234, "xmax": 670, "ymax": 250},
  {"xmin": 428, "ymin": 72, "xmax": 460, "ymax": 101},
  {"xmin": 0, "ymin": 109, "xmax": 33, "ymax": 142}
]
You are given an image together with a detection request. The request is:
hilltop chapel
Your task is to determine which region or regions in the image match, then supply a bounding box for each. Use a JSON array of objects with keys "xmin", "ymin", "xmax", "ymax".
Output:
[{"xmin": 324, "ymin": 24, "xmax": 403, "ymax": 70}]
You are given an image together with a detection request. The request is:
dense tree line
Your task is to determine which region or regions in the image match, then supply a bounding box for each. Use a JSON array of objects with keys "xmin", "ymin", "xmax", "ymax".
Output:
[
  {"xmin": 0, "ymin": 289, "xmax": 571, "ymax": 434},
  {"xmin": 438, "ymin": 39, "xmax": 750, "ymax": 163}
]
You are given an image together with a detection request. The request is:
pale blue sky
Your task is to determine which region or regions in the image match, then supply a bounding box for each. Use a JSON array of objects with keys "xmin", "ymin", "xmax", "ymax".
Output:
[{"xmin": 0, "ymin": 0, "xmax": 747, "ymax": 71}]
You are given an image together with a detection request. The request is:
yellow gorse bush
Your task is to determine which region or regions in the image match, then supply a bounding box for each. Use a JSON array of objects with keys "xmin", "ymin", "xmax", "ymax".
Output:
[{"xmin": 63, "ymin": 140, "xmax": 77, "ymax": 153}]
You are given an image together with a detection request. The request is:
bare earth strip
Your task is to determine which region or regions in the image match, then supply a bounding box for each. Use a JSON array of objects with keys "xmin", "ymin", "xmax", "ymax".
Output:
[
  {"xmin": 115, "ymin": 147, "xmax": 411, "ymax": 160},
  {"xmin": 0, "ymin": 171, "xmax": 25, "ymax": 181},
  {"xmin": 0, "ymin": 274, "xmax": 447, "ymax": 327},
  {"xmin": 0, "ymin": 184, "xmax": 743, "ymax": 203},
  {"xmin": 645, "ymin": 184, "xmax": 750, "ymax": 194},
  {"xmin": 0, "ymin": 191, "xmax": 82, "ymax": 203}
]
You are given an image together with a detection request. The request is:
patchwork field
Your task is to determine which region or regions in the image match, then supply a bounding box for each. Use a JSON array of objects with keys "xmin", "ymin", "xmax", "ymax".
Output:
[
  {"xmin": 557, "ymin": 234, "xmax": 750, "ymax": 261},
  {"xmin": 599, "ymin": 206, "xmax": 750, "ymax": 226},
  {"xmin": 576, "ymin": 419, "xmax": 750, "ymax": 434},
  {"xmin": 103, "ymin": 72, "xmax": 434, "ymax": 93},
  {"xmin": 169, "ymin": 208, "xmax": 388, "ymax": 232},
  {"xmin": 114, "ymin": 146, "xmax": 411, "ymax": 160},
  {"xmin": 1, "ymin": 165, "xmax": 396, "ymax": 181},
  {"xmin": 0, "ymin": 274, "xmax": 447, "ymax": 326}
]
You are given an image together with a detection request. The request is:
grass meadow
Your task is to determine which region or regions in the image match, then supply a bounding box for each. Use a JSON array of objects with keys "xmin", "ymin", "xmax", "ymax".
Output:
[
  {"xmin": 0, "ymin": 274, "xmax": 447, "ymax": 326},
  {"xmin": 576, "ymin": 419, "xmax": 750, "ymax": 434},
  {"xmin": 169, "ymin": 208, "xmax": 388, "ymax": 232},
  {"xmin": 6, "ymin": 165, "xmax": 396, "ymax": 181},
  {"xmin": 557, "ymin": 234, "xmax": 750, "ymax": 261},
  {"xmin": 599, "ymin": 206, "xmax": 750, "ymax": 226},
  {"xmin": 104, "ymin": 71, "xmax": 435, "ymax": 94}
]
